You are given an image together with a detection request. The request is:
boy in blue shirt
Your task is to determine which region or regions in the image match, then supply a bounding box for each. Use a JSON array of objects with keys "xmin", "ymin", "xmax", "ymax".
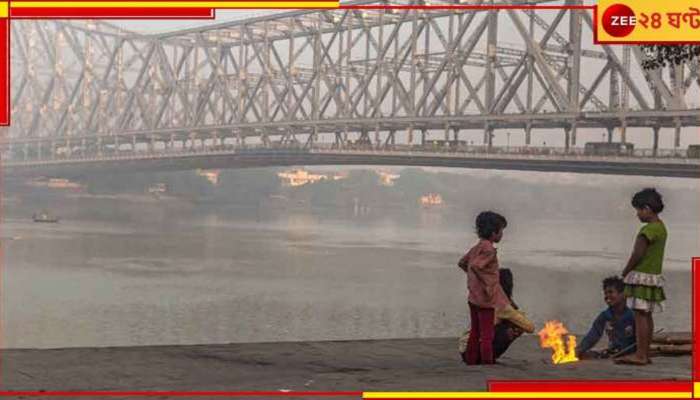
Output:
[{"xmin": 576, "ymin": 276, "xmax": 636, "ymax": 359}]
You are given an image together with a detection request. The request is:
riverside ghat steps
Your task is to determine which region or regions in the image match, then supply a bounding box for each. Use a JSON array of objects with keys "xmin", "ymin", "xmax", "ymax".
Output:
[{"xmin": 0, "ymin": 336, "xmax": 690, "ymax": 398}]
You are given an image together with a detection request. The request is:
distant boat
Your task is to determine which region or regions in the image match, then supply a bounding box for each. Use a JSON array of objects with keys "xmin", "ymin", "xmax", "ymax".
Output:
[{"xmin": 32, "ymin": 211, "xmax": 59, "ymax": 223}]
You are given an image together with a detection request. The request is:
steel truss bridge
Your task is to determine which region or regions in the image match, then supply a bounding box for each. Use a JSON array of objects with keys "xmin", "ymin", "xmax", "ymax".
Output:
[{"xmin": 3, "ymin": 0, "xmax": 700, "ymax": 178}]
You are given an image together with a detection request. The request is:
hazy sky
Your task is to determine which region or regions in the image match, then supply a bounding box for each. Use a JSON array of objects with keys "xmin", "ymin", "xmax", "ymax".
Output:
[
  {"xmin": 110, "ymin": 10, "xmax": 278, "ymax": 33},
  {"xmin": 107, "ymin": 0, "xmax": 593, "ymax": 34}
]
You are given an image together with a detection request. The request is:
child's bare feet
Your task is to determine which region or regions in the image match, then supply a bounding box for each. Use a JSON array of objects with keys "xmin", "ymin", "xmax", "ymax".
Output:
[{"xmin": 614, "ymin": 355, "xmax": 650, "ymax": 365}]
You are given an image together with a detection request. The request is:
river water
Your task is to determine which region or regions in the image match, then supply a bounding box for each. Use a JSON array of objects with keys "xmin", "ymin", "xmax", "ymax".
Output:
[{"xmin": 1, "ymin": 170, "xmax": 697, "ymax": 349}]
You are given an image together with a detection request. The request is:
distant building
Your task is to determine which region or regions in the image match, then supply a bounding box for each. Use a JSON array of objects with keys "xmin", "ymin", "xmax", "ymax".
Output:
[
  {"xmin": 377, "ymin": 170, "xmax": 400, "ymax": 186},
  {"xmin": 420, "ymin": 193, "xmax": 443, "ymax": 207},
  {"xmin": 27, "ymin": 178, "xmax": 83, "ymax": 190},
  {"xmin": 277, "ymin": 169, "xmax": 345, "ymax": 187},
  {"xmin": 197, "ymin": 169, "xmax": 220, "ymax": 185}
]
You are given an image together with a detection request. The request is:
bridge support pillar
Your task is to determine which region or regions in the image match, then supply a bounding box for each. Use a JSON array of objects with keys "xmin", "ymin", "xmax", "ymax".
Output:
[
  {"xmin": 334, "ymin": 131, "xmax": 342, "ymax": 148},
  {"xmin": 607, "ymin": 127, "xmax": 613, "ymax": 143},
  {"xmin": 359, "ymin": 128, "xmax": 369, "ymax": 147},
  {"xmin": 389, "ymin": 130, "xmax": 396, "ymax": 146},
  {"xmin": 421, "ymin": 129, "xmax": 426, "ymax": 146},
  {"xmin": 653, "ymin": 127, "xmax": 660, "ymax": 157},
  {"xmin": 564, "ymin": 127, "xmax": 570, "ymax": 152},
  {"xmin": 525, "ymin": 124, "xmax": 531, "ymax": 146},
  {"xmin": 570, "ymin": 123, "xmax": 577, "ymax": 146},
  {"xmin": 674, "ymin": 119, "xmax": 681, "ymax": 148},
  {"xmin": 484, "ymin": 127, "xmax": 493, "ymax": 148}
]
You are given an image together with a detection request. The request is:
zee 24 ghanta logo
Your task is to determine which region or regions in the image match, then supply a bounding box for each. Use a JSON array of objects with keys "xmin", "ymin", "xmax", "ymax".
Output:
[{"xmin": 600, "ymin": 2, "xmax": 700, "ymax": 39}]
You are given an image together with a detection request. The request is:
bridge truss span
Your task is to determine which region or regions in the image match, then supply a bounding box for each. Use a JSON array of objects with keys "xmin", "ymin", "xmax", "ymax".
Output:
[{"xmin": 4, "ymin": 0, "xmax": 700, "ymax": 175}]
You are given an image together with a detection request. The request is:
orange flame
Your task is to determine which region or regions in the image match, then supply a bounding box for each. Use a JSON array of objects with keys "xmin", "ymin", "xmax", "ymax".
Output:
[{"xmin": 538, "ymin": 320, "xmax": 579, "ymax": 364}]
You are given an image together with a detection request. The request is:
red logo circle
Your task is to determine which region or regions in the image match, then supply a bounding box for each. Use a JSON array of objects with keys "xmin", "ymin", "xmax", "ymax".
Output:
[{"xmin": 602, "ymin": 4, "xmax": 636, "ymax": 37}]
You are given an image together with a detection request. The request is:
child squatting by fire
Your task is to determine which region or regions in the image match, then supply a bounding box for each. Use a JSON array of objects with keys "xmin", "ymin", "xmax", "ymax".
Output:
[{"xmin": 458, "ymin": 211, "xmax": 534, "ymax": 365}]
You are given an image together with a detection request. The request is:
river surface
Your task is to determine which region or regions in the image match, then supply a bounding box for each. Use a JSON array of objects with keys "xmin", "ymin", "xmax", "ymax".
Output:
[{"xmin": 1, "ymin": 173, "xmax": 697, "ymax": 349}]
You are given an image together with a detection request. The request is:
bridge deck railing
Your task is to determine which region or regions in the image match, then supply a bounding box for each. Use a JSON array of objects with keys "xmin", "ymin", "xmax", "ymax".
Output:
[{"xmin": 3, "ymin": 142, "xmax": 700, "ymax": 168}]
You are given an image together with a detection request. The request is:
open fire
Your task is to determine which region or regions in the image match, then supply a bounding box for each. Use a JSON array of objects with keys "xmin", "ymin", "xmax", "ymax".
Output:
[{"xmin": 538, "ymin": 320, "xmax": 579, "ymax": 364}]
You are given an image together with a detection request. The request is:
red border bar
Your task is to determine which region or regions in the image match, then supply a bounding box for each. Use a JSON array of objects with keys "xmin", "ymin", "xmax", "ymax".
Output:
[
  {"xmin": 693, "ymin": 258, "xmax": 699, "ymax": 381},
  {"xmin": 0, "ymin": 18, "xmax": 7, "ymax": 126},
  {"xmin": 11, "ymin": 7, "xmax": 214, "ymax": 18}
]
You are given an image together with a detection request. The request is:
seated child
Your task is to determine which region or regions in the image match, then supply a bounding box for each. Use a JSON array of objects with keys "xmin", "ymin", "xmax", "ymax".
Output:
[
  {"xmin": 493, "ymin": 268, "xmax": 535, "ymax": 358},
  {"xmin": 576, "ymin": 276, "xmax": 636, "ymax": 359}
]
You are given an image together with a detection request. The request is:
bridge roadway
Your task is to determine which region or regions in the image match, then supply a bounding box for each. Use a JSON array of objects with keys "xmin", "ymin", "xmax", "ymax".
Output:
[{"xmin": 3, "ymin": 146, "xmax": 699, "ymax": 179}]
